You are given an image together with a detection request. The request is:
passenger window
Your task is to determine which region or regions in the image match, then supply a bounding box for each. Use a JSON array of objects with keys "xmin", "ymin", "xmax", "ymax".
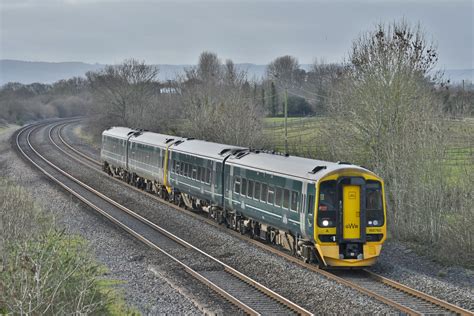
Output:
[
  {"xmin": 260, "ymin": 183, "xmax": 268, "ymax": 202},
  {"xmin": 192, "ymin": 167, "xmax": 197, "ymax": 180},
  {"xmin": 234, "ymin": 177, "xmax": 241, "ymax": 193},
  {"xmin": 254, "ymin": 182, "xmax": 261, "ymax": 200},
  {"xmin": 197, "ymin": 167, "xmax": 202, "ymax": 181},
  {"xmin": 247, "ymin": 180, "xmax": 254, "ymax": 198},
  {"xmin": 267, "ymin": 186, "xmax": 275, "ymax": 204},
  {"xmin": 275, "ymin": 187, "xmax": 282, "ymax": 207},
  {"xmin": 206, "ymin": 169, "xmax": 211, "ymax": 184},
  {"xmin": 291, "ymin": 191, "xmax": 298, "ymax": 211},
  {"xmin": 241, "ymin": 178, "xmax": 247, "ymax": 196},
  {"xmin": 283, "ymin": 189, "xmax": 290, "ymax": 209}
]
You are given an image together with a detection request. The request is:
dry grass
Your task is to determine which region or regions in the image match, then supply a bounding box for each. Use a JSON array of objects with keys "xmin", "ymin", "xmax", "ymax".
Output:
[{"xmin": 0, "ymin": 179, "xmax": 138, "ymax": 315}]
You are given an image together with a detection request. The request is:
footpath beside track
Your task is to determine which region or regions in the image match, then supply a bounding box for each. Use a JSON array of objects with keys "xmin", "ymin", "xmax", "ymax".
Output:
[{"xmin": 15, "ymin": 121, "xmax": 312, "ymax": 316}]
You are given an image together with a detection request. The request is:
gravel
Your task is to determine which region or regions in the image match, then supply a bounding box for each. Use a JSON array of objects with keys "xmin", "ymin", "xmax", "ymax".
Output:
[
  {"xmin": 370, "ymin": 240, "xmax": 474, "ymax": 311},
  {"xmin": 2, "ymin": 125, "xmax": 240, "ymax": 315},
  {"xmin": 49, "ymin": 122, "xmax": 399, "ymax": 314}
]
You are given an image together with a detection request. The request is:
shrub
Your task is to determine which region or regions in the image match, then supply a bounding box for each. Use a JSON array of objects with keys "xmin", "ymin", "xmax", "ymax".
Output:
[{"xmin": 0, "ymin": 179, "xmax": 135, "ymax": 314}]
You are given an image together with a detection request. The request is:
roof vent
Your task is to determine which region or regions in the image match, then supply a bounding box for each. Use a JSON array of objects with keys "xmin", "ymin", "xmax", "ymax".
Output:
[
  {"xmin": 235, "ymin": 152, "xmax": 250, "ymax": 159},
  {"xmin": 310, "ymin": 166, "xmax": 327, "ymax": 174},
  {"xmin": 231, "ymin": 149, "xmax": 247, "ymax": 155},
  {"xmin": 337, "ymin": 161, "xmax": 352, "ymax": 165},
  {"xmin": 174, "ymin": 140, "xmax": 185, "ymax": 146},
  {"xmin": 219, "ymin": 148, "xmax": 232, "ymax": 155},
  {"xmin": 165, "ymin": 138, "xmax": 175, "ymax": 144}
]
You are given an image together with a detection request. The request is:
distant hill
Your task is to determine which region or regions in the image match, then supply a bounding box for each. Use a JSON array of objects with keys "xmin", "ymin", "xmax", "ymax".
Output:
[
  {"xmin": 0, "ymin": 60, "xmax": 104, "ymax": 85},
  {"xmin": 0, "ymin": 59, "xmax": 471, "ymax": 86}
]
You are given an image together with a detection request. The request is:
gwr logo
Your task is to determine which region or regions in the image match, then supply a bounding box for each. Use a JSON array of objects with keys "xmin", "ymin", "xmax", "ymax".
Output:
[{"xmin": 345, "ymin": 223, "xmax": 359, "ymax": 229}]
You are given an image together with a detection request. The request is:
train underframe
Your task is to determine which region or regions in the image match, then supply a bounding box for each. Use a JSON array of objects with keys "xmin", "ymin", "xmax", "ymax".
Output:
[{"xmin": 104, "ymin": 162, "xmax": 323, "ymax": 266}]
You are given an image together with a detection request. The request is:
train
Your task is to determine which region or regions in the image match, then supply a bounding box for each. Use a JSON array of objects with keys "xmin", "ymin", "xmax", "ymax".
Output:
[{"xmin": 100, "ymin": 127, "xmax": 387, "ymax": 267}]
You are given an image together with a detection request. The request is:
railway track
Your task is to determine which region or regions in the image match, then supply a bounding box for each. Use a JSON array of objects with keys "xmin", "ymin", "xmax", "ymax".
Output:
[
  {"xmin": 15, "ymin": 120, "xmax": 312, "ymax": 316},
  {"xmin": 30, "ymin": 119, "xmax": 474, "ymax": 315}
]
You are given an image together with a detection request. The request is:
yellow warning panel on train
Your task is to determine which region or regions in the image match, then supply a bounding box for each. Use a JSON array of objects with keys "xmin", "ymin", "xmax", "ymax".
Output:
[{"xmin": 343, "ymin": 185, "xmax": 360, "ymax": 239}]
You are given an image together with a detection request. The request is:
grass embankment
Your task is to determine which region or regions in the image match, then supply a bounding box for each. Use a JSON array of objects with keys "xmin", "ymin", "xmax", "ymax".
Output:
[{"xmin": 0, "ymin": 179, "xmax": 138, "ymax": 315}]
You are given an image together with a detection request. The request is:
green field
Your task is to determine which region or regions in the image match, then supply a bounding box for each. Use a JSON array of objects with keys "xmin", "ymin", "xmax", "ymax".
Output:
[
  {"xmin": 264, "ymin": 116, "xmax": 474, "ymax": 169},
  {"xmin": 263, "ymin": 116, "xmax": 331, "ymax": 158}
]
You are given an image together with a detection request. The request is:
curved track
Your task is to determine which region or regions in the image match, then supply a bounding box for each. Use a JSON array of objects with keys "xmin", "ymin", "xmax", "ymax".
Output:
[
  {"xmin": 15, "ymin": 120, "xmax": 312, "ymax": 316},
  {"xmin": 19, "ymin": 119, "xmax": 474, "ymax": 316}
]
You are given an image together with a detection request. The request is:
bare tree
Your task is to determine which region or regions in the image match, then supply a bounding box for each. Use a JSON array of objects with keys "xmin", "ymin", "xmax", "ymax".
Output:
[
  {"xmin": 179, "ymin": 52, "xmax": 265, "ymax": 147},
  {"xmin": 86, "ymin": 59, "xmax": 159, "ymax": 128},
  {"xmin": 197, "ymin": 51, "xmax": 222, "ymax": 83},
  {"xmin": 266, "ymin": 55, "xmax": 303, "ymax": 89},
  {"xmin": 304, "ymin": 59, "xmax": 344, "ymax": 113}
]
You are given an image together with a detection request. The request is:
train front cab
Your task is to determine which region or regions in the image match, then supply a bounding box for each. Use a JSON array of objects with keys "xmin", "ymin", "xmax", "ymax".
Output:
[{"xmin": 315, "ymin": 170, "xmax": 386, "ymax": 267}]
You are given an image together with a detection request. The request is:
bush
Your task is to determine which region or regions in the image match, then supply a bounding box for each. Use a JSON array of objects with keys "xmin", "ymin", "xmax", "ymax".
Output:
[{"xmin": 0, "ymin": 179, "xmax": 135, "ymax": 314}]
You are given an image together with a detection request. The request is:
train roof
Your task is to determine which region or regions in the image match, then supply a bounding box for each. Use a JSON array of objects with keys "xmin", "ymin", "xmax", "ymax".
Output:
[
  {"xmin": 102, "ymin": 127, "xmax": 135, "ymax": 139},
  {"xmin": 102, "ymin": 127, "xmax": 376, "ymax": 181},
  {"xmin": 133, "ymin": 131, "xmax": 183, "ymax": 147},
  {"xmin": 172, "ymin": 139, "xmax": 245, "ymax": 160},
  {"xmin": 227, "ymin": 151, "xmax": 371, "ymax": 181}
]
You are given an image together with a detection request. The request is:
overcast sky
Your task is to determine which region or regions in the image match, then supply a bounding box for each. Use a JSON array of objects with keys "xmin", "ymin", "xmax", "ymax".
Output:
[{"xmin": 0, "ymin": 0, "xmax": 472, "ymax": 69}]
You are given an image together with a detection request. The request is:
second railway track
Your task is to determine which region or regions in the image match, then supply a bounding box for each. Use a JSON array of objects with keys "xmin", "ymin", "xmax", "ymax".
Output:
[
  {"xmin": 15, "ymin": 120, "xmax": 312, "ymax": 316},
  {"xmin": 52, "ymin": 118, "xmax": 474, "ymax": 316}
]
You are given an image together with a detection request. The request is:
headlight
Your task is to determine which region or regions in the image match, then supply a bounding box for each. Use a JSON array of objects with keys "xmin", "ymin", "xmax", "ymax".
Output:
[
  {"xmin": 322, "ymin": 220, "xmax": 329, "ymax": 227},
  {"xmin": 373, "ymin": 220, "xmax": 379, "ymax": 226},
  {"xmin": 368, "ymin": 220, "xmax": 373, "ymax": 226}
]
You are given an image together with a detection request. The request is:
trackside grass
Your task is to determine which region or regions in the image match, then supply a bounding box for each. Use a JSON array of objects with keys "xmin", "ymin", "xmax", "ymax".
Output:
[{"xmin": 0, "ymin": 179, "xmax": 139, "ymax": 315}]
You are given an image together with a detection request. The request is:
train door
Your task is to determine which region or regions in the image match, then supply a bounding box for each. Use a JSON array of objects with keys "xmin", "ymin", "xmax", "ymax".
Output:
[
  {"xmin": 304, "ymin": 182, "xmax": 315, "ymax": 239},
  {"xmin": 337, "ymin": 177, "xmax": 366, "ymax": 259},
  {"xmin": 342, "ymin": 185, "xmax": 361, "ymax": 240}
]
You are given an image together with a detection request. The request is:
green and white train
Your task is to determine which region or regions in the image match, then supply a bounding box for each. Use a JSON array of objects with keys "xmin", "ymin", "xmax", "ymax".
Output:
[{"xmin": 101, "ymin": 127, "xmax": 387, "ymax": 267}]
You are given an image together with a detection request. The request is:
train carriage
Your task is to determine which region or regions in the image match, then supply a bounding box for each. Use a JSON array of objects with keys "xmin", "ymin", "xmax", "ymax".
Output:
[
  {"xmin": 167, "ymin": 140, "xmax": 244, "ymax": 207},
  {"xmin": 101, "ymin": 127, "xmax": 387, "ymax": 268}
]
